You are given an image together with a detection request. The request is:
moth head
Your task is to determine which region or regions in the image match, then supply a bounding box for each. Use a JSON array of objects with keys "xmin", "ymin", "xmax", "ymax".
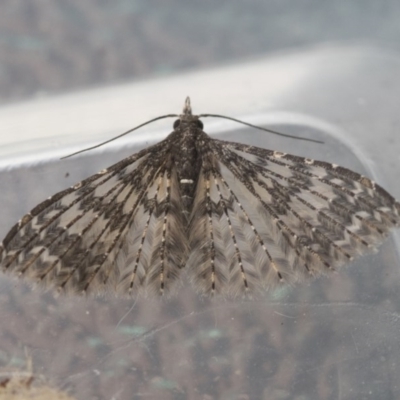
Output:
[
  {"xmin": 173, "ymin": 116, "xmax": 204, "ymax": 131},
  {"xmin": 174, "ymin": 97, "xmax": 204, "ymax": 130}
]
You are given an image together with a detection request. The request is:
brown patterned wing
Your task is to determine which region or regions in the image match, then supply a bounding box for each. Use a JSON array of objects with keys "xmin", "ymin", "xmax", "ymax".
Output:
[
  {"xmin": 0, "ymin": 142, "xmax": 188, "ymax": 296},
  {"xmin": 187, "ymin": 138, "xmax": 400, "ymax": 297}
]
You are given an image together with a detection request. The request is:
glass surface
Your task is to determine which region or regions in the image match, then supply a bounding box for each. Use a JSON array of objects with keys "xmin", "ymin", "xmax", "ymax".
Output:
[{"xmin": 1, "ymin": 46, "xmax": 400, "ymax": 399}]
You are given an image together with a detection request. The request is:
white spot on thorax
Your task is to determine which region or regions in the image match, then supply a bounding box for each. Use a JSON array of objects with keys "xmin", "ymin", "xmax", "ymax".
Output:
[
  {"xmin": 180, "ymin": 179, "xmax": 194, "ymax": 184},
  {"xmin": 273, "ymin": 151, "xmax": 286, "ymax": 158}
]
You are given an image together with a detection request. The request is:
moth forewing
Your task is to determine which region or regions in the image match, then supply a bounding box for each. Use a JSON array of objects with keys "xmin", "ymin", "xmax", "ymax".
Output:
[{"xmin": 1, "ymin": 96, "xmax": 399, "ymax": 297}]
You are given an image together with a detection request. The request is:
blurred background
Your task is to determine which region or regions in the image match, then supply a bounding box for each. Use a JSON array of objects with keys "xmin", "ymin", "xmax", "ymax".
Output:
[{"xmin": 1, "ymin": 0, "xmax": 400, "ymax": 103}]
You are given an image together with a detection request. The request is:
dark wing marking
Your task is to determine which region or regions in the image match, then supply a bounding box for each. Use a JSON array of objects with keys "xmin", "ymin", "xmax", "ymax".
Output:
[
  {"xmin": 0, "ymin": 140, "xmax": 188, "ymax": 296},
  {"xmin": 187, "ymin": 138, "xmax": 400, "ymax": 296},
  {"xmin": 116, "ymin": 164, "xmax": 188, "ymax": 296},
  {"xmin": 187, "ymin": 145, "xmax": 295, "ymax": 297}
]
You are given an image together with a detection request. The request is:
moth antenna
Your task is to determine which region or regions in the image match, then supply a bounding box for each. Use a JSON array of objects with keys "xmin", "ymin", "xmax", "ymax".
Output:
[
  {"xmin": 61, "ymin": 114, "xmax": 179, "ymax": 159},
  {"xmin": 198, "ymin": 113, "xmax": 324, "ymax": 144}
]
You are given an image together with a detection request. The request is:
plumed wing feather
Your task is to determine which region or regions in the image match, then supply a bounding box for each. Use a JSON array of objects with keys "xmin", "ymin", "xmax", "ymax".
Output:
[
  {"xmin": 0, "ymin": 141, "xmax": 188, "ymax": 296},
  {"xmin": 187, "ymin": 138, "xmax": 400, "ymax": 296},
  {"xmin": 187, "ymin": 163, "xmax": 299, "ymax": 297}
]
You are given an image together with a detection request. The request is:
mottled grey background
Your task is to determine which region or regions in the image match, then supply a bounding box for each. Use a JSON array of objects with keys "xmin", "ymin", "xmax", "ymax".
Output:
[{"xmin": 1, "ymin": 0, "xmax": 400, "ymax": 102}]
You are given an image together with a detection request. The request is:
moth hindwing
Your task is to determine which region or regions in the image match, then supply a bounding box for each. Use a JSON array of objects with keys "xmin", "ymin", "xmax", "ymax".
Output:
[{"xmin": 1, "ymin": 97, "xmax": 399, "ymax": 297}]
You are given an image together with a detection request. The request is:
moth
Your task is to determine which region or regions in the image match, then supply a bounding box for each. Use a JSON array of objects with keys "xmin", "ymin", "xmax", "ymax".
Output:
[{"xmin": 1, "ymin": 97, "xmax": 399, "ymax": 297}]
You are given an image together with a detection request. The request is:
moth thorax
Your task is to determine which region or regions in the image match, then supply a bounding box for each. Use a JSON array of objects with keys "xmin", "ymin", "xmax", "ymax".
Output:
[{"xmin": 174, "ymin": 137, "xmax": 201, "ymax": 218}]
